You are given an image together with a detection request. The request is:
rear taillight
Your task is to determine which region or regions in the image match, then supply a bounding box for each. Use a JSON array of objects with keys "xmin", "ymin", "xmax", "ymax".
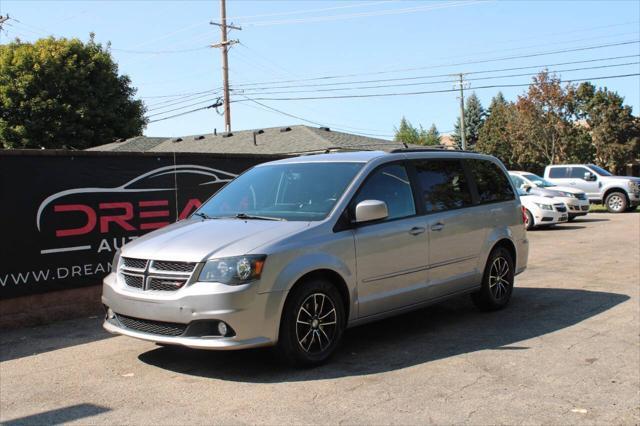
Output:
[{"xmin": 521, "ymin": 206, "xmax": 527, "ymax": 224}]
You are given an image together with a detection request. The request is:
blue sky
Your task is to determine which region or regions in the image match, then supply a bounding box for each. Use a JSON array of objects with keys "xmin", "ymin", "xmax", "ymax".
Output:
[{"xmin": 2, "ymin": 0, "xmax": 639, "ymax": 139}]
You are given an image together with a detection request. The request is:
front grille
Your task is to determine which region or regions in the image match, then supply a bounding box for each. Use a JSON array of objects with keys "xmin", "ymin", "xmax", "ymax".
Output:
[
  {"xmin": 554, "ymin": 204, "xmax": 567, "ymax": 212},
  {"xmin": 120, "ymin": 257, "xmax": 196, "ymax": 292},
  {"xmin": 152, "ymin": 261, "xmax": 196, "ymax": 273},
  {"xmin": 148, "ymin": 277, "xmax": 187, "ymax": 291},
  {"xmin": 122, "ymin": 257, "xmax": 147, "ymax": 269},
  {"xmin": 123, "ymin": 274, "xmax": 143, "ymax": 289},
  {"xmin": 115, "ymin": 313, "xmax": 187, "ymax": 336},
  {"xmin": 576, "ymin": 193, "xmax": 587, "ymax": 200}
]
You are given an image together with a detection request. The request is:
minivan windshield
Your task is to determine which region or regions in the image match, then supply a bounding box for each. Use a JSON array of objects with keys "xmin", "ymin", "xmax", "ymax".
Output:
[
  {"xmin": 588, "ymin": 164, "xmax": 612, "ymax": 176},
  {"xmin": 194, "ymin": 162, "xmax": 364, "ymax": 221},
  {"xmin": 522, "ymin": 173, "xmax": 556, "ymax": 188}
]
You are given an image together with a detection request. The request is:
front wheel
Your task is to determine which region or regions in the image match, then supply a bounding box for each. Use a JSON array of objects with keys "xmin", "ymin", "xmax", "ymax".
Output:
[
  {"xmin": 605, "ymin": 192, "xmax": 628, "ymax": 213},
  {"xmin": 276, "ymin": 278, "xmax": 345, "ymax": 367},
  {"xmin": 471, "ymin": 247, "xmax": 514, "ymax": 311}
]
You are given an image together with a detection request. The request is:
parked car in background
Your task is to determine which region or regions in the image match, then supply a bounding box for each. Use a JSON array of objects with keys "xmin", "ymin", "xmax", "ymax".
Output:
[
  {"xmin": 509, "ymin": 171, "xmax": 589, "ymax": 221},
  {"xmin": 102, "ymin": 150, "xmax": 528, "ymax": 366},
  {"xmin": 518, "ymin": 188, "xmax": 568, "ymax": 230},
  {"xmin": 544, "ymin": 164, "xmax": 640, "ymax": 213}
]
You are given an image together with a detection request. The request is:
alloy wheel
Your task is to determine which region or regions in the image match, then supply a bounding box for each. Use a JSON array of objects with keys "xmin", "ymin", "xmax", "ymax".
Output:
[
  {"xmin": 489, "ymin": 257, "xmax": 511, "ymax": 300},
  {"xmin": 295, "ymin": 293, "xmax": 337, "ymax": 354},
  {"xmin": 608, "ymin": 194, "xmax": 624, "ymax": 212}
]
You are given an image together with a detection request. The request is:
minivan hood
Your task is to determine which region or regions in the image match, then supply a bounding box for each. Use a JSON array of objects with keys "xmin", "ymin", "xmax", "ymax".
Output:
[
  {"xmin": 121, "ymin": 218, "xmax": 310, "ymax": 262},
  {"xmin": 603, "ymin": 176, "xmax": 640, "ymax": 183}
]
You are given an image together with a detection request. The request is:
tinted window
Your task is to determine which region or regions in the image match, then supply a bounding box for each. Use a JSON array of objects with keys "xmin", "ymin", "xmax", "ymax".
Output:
[
  {"xmin": 415, "ymin": 160, "xmax": 473, "ymax": 212},
  {"xmin": 548, "ymin": 167, "xmax": 569, "ymax": 178},
  {"xmin": 569, "ymin": 167, "xmax": 590, "ymax": 179},
  {"xmin": 353, "ymin": 164, "xmax": 416, "ymax": 220},
  {"xmin": 467, "ymin": 160, "xmax": 515, "ymax": 203}
]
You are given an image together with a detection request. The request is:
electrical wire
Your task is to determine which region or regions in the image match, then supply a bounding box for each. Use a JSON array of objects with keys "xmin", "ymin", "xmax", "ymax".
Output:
[
  {"xmin": 232, "ymin": 61, "xmax": 640, "ymax": 96},
  {"xmin": 231, "ymin": 73, "xmax": 640, "ymax": 102},
  {"xmin": 230, "ymin": 40, "xmax": 640, "ymax": 87}
]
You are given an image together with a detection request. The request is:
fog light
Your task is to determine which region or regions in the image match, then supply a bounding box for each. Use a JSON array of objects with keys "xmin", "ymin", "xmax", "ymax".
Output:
[
  {"xmin": 217, "ymin": 321, "xmax": 228, "ymax": 336},
  {"xmin": 107, "ymin": 308, "xmax": 115, "ymax": 320}
]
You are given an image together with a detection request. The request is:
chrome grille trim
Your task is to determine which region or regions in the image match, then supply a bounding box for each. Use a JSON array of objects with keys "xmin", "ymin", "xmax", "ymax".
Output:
[
  {"xmin": 119, "ymin": 258, "xmax": 196, "ymax": 292},
  {"xmin": 148, "ymin": 277, "xmax": 188, "ymax": 292},
  {"xmin": 122, "ymin": 257, "xmax": 147, "ymax": 271},
  {"xmin": 152, "ymin": 261, "xmax": 196, "ymax": 273}
]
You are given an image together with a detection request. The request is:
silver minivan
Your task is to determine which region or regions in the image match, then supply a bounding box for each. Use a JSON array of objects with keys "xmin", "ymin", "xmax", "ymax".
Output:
[{"xmin": 103, "ymin": 150, "xmax": 529, "ymax": 366}]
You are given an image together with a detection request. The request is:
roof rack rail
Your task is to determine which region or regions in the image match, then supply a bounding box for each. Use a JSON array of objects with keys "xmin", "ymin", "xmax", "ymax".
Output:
[{"xmin": 389, "ymin": 147, "xmax": 475, "ymax": 154}]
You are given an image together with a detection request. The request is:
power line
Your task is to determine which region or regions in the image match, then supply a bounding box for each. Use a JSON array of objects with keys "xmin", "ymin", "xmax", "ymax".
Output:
[
  {"xmin": 223, "ymin": 1, "xmax": 394, "ymax": 22},
  {"xmin": 231, "ymin": 54, "xmax": 640, "ymax": 92},
  {"xmin": 146, "ymin": 90, "xmax": 222, "ymax": 111},
  {"xmin": 239, "ymin": 95, "xmax": 395, "ymax": 138},
  {"xmin": 111, "ymin": 46, "xmax": 209, "ymax": 54},
  {"xmin": 230, "ymin": 40, "xmax": 640, "ymax": 87},
  {"xmin": 147, "ymin": 101, "xmax": 223, "ymax": 124},
  {"xmin": 146, "ymin": 96, "xmax": 223, "ymax": 118},
  {"xmin": 231, "ymin": 73, "xmax": 640, "ymax": 102},
  {"xmin": 232, "ymin": 61, "xmax": 640, "ymax": 96},
  {"xmin": 239, "ymin": 0, "xmax": 491, "ymax": 27}
]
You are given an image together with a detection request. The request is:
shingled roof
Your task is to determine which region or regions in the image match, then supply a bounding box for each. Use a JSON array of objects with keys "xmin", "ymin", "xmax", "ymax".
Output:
[{"xmin": 87, "ymin": 125, "xmax": 408, "ymax": 154}]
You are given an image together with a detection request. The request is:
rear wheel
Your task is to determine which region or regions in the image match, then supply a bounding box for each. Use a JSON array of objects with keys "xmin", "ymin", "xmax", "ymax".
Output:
[
  {"xmin": 471, "ymin": 246, "xmax": 514, "ymax": 311},
  {"xmin": 276, "ymin": 278, "xmax": 345, "ymax": 367},
  {"xmin": 524, "ymin": 209, "xmax": 534, "ymax": 230},
  {"xmin": 605, "ymin": 192, "xmax": 627, "ymax": 213}
]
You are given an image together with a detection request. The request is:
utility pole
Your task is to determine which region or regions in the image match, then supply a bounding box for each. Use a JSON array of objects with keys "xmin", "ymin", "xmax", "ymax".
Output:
[
  {"xmin": 457, "ymin": 73, "xmax": 467, "ymax": 151},
  {"xmin": 210, "ymin": 0, "xmax": 240, "ymax": 133}
]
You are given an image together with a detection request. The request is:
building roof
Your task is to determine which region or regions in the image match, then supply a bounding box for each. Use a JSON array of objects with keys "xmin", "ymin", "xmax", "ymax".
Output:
[{"xmin": 87, "ymin": 125, "xmax": 410, "ymax": 155}]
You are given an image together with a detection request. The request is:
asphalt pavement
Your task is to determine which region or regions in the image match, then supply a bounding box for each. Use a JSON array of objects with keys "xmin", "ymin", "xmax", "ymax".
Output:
[{"xmin": 1, "ymin": 212, "xmax": 638, "ymax": 425}]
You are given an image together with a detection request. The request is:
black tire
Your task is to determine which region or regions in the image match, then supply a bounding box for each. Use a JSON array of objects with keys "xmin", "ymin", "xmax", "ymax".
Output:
[
  {"xmin": 471, "ymin": 246, "xmax": 514, "ymax": 311},
  {"xmin": 524, "ymin": 209, "xmax": 534, "ymax": 230},
  {"xmin": 625, "ymin": 205, "xmax": 638, "ymax": 212},
  {"xmin": 605, "ymin": 191, "xmax": 628, "ymax": 213},
  {"xmin": 276, "ymin": 278, "xmax": 345, "ymax": 367},
  {"xmin": 567, "ymin": 215, "xmax": 577, "ymax": 222}
]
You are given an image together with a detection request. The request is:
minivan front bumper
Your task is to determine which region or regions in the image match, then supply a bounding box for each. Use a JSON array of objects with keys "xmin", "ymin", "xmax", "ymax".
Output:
[{"xmin": 101, "ymin": 272, "xmax": 284, "ymax": 350}]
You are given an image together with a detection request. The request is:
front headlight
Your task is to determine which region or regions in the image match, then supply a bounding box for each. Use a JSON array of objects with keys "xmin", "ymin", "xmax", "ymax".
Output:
[
  {"xmin": 628, "ymin": 181, "xmax": 638, "ymax": 190},
  {"xmin": 535, "ymin": 203, "xmax": 554, "ymax": 211},
  {"xmin": 111, "ymin": 250, "xmax": 121, "ymax": 273},
  {"xmin": 199, "ymin": 255, "xmax": 266, "ymax": 285}
]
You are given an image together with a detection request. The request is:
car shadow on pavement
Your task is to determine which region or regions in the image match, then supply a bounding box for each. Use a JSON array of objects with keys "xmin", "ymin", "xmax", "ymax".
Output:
[
  {"xmin": 2, "ymin": 403, "xmax": 110, "ymax": 426},
  {"xmin": 574, "ymin": 218, "xmax": 610, "ymax": 223},
  {"xmin": 138, "ymin": 287, "xmax": 628, "ymax": 382},
  {"xmin": 536, "ymin": 225, "xmax": 586, "ymax": 231},
  {"xmin": 0, "ymin": 316, "xmax": 111, "ymax": 362}
]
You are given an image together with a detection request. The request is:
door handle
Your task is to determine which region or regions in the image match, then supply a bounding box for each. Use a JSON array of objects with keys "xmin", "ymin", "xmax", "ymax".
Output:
[
  {"xmin": 431, "ymin": 223, "xmax": 445, "ymax": 231},
  {"xmin": 409, "ymin": 226, "xmax": 426, "ymax": 236}
]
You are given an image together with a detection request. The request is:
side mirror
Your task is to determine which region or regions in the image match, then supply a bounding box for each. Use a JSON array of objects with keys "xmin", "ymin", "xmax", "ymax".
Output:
[
  {"xmin": 584, "ymin": 172, "xmax": 596, "ymax": 181},
  {"xmin": 522, "ymin": 184, "xmax": 532, "ymax": 192},
  {"xmin": 355, "ymin": 200, "xmax": 388, "ymax": 223}
]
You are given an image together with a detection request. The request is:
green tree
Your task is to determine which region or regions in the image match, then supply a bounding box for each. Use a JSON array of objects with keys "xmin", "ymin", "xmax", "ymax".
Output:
[
  {"xmin": 453, "ymin": 92, "xmax": 485, "ymax": 148},
  {"xmin": 423, "ymin": 123, "xmax": 441, "ymax": 146},
  {"xmin": 394, "ymin": 117, "xmax": 421, "ymax": 145},
  {"xmin": 476, "ymin": 93, "xmax": 518, "ymax": 168},
  {"xmin": 0, "ymin": 35, "xmax": 146, "ymax": 149},
  {"xmin": 573, "ymin": 82, "xmax": 640, "ymax": 174}
]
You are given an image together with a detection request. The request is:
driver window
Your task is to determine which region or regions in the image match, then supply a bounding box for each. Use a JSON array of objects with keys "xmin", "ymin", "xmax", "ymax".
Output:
[
  {"xmin": 569, "ymin": 167, "xmax": 590, "ymax": 180},
  {"xmin": 353, "ymin": 164, "xmax": 416, "ymax": 221}
]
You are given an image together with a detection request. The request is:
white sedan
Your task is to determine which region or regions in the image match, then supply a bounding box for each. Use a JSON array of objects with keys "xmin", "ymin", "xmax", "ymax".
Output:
[
  {"xmin": 510, "ymin": 171, "xmax": 590, "ymax": 221},
  {"xmin": 518, "ymin": 189, "xmax": 569, "ymax": 230}
]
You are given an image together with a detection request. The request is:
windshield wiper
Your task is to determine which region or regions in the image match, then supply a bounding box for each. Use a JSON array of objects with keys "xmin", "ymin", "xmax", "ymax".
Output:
[
  {"xmin": 193, "ymin": 212, "xmax": 214, "ymax": 220},
  {"xmin": 234, "ymin": 213, "xmax": 287, "ymax": 221}
]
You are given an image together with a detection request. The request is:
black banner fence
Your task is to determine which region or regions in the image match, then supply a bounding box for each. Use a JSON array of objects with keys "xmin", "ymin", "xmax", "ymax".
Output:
[{"xmin": 0, "ymin": 150, "xmax": 285, "ymax": 299}]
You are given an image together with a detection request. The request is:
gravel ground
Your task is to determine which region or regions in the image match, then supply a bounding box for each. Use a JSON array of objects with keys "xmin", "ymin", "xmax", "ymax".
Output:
[{"xmin": 1, "ymin": 212, "xmax": 638, "ymax": 425}]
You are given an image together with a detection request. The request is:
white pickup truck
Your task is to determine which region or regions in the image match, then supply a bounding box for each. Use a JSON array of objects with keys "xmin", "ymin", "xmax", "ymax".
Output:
[{"xmin": 544, "ymin": 164, "xmax": 640, "ymax": 213}]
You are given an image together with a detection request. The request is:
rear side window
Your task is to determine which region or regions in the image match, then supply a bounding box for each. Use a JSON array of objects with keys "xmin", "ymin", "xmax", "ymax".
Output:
[
  {"xmin": 353, "ymin": 164, "xmax": 416, "ymax": 220},
  {"xmin": 548, "ymin": 167, "xmax": 569, "ymax": 178},
  {"xmin": 414, "ymin": 160, "xmax": 473, "ymax": 213},
  {"xmin": 467, "ymin": 160, "xmax": 515, "ymax": 203}
]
